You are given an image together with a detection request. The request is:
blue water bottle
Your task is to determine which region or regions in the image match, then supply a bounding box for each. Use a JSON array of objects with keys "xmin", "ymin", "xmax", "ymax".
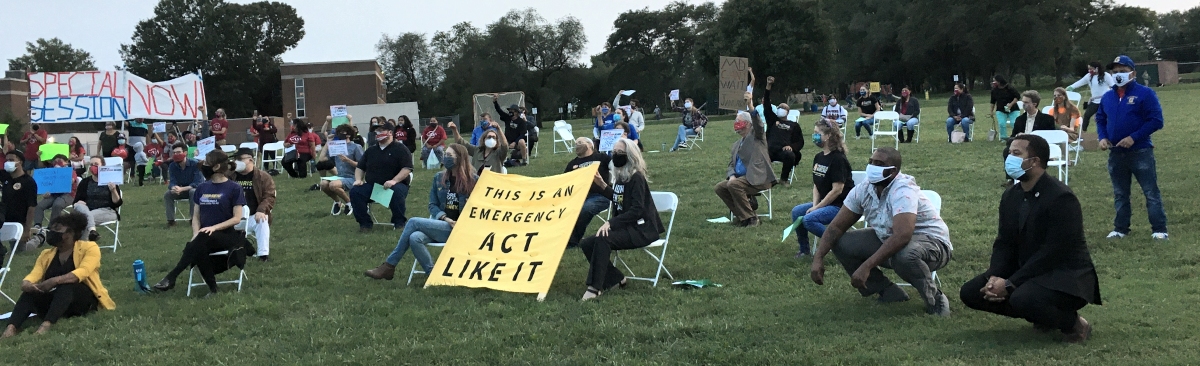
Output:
[{"xmin": 133, "ymin": 260, "xmax": 150, "ymax": 293}]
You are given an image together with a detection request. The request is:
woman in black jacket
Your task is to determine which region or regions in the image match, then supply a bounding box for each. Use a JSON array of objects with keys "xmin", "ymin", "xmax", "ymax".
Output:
[
  {"xmin": 396, "ymin": 116, "xmax": 419, "ymax": 153},
  {"xmin": 579, "ymin": 138, "xmax": 665, "ymax": 301}
]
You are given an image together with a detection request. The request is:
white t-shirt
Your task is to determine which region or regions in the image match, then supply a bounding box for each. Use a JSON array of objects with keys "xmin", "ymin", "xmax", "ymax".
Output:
[{"xmin": 843, "ymin": 173, "xmax": 952, "ymax": 249}]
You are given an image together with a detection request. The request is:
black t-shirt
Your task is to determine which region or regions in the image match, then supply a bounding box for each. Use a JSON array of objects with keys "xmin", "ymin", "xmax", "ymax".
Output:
[
  {"xmin": 565, "ymin": 153, "xmax": 611, "ymax": 197},
  {"xmin": 991, "ymin": 86, "xmax": 1020, "ymax": 113},
  {"xmin": 234, "ymin": 172, "xmax": 258, "ymax": 214},
  {"xmin": 443, "ymin": 175, "xmax": 464, "ymax": 220},
  {"xmin": 812, "ymin": 150, "xmax": 854, "ymax": 207},
  {"xmin": 857, "ymin": 96, "xmax": 879, "ymax": 114},
  {"xmin": 1, "ymin": 171, "xmax": 38, "ymax": 224},
  {"xmin": 358, "ymin": 141, "xmax": 414, "ymax": 186},
  {"xmin": 43, "ymin": 252, "xmax": 76, "ymax": 280}
]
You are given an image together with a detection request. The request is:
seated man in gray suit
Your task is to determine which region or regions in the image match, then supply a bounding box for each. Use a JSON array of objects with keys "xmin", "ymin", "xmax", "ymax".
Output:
[{"xmin": 714, "ymin": 90, "xmax": 777, "ymax": 227}]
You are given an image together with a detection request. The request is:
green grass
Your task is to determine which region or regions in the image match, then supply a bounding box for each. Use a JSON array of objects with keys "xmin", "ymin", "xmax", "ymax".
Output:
[{"xmin": 3, "ymin": 85, "xmax": 1199, "ymax": 365}]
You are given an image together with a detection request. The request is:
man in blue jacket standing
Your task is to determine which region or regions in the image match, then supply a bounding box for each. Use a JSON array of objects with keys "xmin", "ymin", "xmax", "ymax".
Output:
[{"xmin": 1095, "ymin": 55, "xmax": 1167, "ymax": 240}]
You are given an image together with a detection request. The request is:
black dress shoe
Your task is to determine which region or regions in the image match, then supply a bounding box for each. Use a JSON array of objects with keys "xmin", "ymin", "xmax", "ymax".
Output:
[
  {"xmin": 749, "ymin": 195, "xmax": 760, "ymax": 212},
  {"xmin": 153, "ymin": 278, "xmax": 175, "ymax": 292},
  {"xmin": 88, "ymin": 230, "xmax": 99, "ymax": 241},
  {"xmin": 257, "ymin": 255, "xmax": 270, "ymax": 262}
]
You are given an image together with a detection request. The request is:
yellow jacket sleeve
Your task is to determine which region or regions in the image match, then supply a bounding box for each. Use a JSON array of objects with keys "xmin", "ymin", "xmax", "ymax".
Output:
[
  {"xmin": 70, "ymin": 242, "xmax": 102, "ymax": 281},
  {"xmin": 22, "ymin": 249, "xmax": 53, "ymax": 283}
]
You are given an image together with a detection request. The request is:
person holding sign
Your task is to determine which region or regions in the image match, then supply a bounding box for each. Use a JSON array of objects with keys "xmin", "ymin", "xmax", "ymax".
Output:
[
  {"xmin": 579, "ymin": 138, "xmax": 664, "ymax": 300},
  {"xmin": 350, "ymin": 122, "xmax": 413, "ymax": 232},
  {"xmin": 227, "ymin": 149, "xmax": 276, "ymax": 261},
  {"xmin": 72, "ymin": 157, "xmax": 123, "ymax": 242},
  {"xmin": 99, "ymin": 122, "xmax": 122, "ymax": 158},
  {"xmin": 30, "ymin": 155, "xmax": 77, "ymax": 244},
  {"xmin": 447, "ymin": 121, "xmax": 507, "ymax": 175},
  {"xmin": 282, "ymin": 120, "xmax": 321, "ymax": 179},
  {"xmin": 565, "ymin": 137, "xmax": 611, "ymax": 248},
  {"xmin": 670, "ymin": 97, "xmax": 708, "ymax": 151},
  {"xmin": 3, "ymin": 152, "xmax": 39, "ymax": 247},
  {"xmin": 714, "ymin": 91, "xmax": 777, "ymax": 228},
  {"xmin": 364, "ymin": 144, "xmax": 478, "ymax": 281},
  {"xmin": 318, "ymin": 125, "xmax": 365, "ymax": 216},
  {"xmin": 493, "ymin": 94, "xmax": 530, "ymax": 167},
  {"xmin": 164, "ymin": 143, "xmax": 205, "ymax": 227}
]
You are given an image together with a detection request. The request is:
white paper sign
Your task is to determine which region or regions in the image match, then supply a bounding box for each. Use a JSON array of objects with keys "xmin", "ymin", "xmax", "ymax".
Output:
[
  {"xmin": 196, "ymin": 136, "xmax": 216, "ymax": 157},
  {"xmin": 953, "ymin": 75, "xmax": 960, "ymax": 82},
  {"xmin": 327, "ymin": 140, "xmax": 348, "ymax": 156},
  {"xmin": 669, "ymin": 90, "xmax": 680, "ymax": 101},
  {"xmin": 620, "ymin": 90, "xmax": 636, "ymax": 96},
  {"xmin": 531, "ymin": 108, "xmax": 538, "ymax": 114},
  {"xmin": 599, "ymin": 130, "xmax": 623, "ymax": 152},
  {"xmin": 153, "ymin": 122, "xmax": 166, "ymax": 133},
  {"xmin": 97, "ymin": 165, "xmax": 124, "ymax": 185},
  {"xmin": 330, "ymin": 105, "xmax": 348, "ymax": 118},
  {"xmin": 29, "ymin": 71, "xmax": 206, "ymax": 123}
]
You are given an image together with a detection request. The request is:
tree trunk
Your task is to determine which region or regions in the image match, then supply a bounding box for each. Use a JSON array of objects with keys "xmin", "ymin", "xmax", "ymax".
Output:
[{"xmin": 1024, "ymin": 72, "xmax": 1032, "ymax": 89}]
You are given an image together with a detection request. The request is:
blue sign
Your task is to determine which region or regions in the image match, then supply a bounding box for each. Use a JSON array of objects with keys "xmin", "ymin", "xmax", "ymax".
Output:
[{"xmin": 32, "ymin": 167, "xmax": 73, "ymax": 194}]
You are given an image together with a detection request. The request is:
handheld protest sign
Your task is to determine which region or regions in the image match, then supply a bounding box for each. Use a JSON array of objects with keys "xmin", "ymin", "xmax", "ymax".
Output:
[
  {"xmin": 196, "ymin": 137, "xmax": 216, "ymax": 157},
  {"xmin": 39, "ymin": 143, "xmax": 70, "ymax": 161},
  {"xmin": 33, "ymin": 167, "xmax": 74, "ymax": 194},
  {"xmin": 599, "ymin": 130, "xmax": 622, "ymax": 152},
  {"xmin": 719, "ymin": 56, "xmax": 749, "ymax": 111}
]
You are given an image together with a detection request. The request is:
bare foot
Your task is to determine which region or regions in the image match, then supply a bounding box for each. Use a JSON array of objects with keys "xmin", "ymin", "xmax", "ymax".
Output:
[
  {"xmin": 1, "ymin": 325, "xmax": 17, "ymax": 339},
  {"xmin": 34, "ymin": 322, "xmax": 51, "ymax": 335}
]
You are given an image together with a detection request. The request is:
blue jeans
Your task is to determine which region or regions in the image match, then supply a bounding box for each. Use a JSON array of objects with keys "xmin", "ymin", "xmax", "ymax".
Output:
[
  {"xmin": 671, "ymin": 125, "xmax": 699, "ymax": 150},
  {"xmin": 946, "ymin": 117, "xmax": 973, "ymax": 140},
  {"xmin": 854, "ymin": 117, "xmax": 874, "ymax": 137},
  {"xmin": 892, "ymin": 118, "xmax": 919, "ymax": 131},
  {"xmin": 1108, "ymin": 148, "xmax": 1167, "ymax": 234},
  {"xmin": 570, "ymin": 194, "xmax": 611, "ymax": 247},
  {"xmin": 790, "ymin": 203, "xmax": 842, "ymax": 254},
  {"xmin": 350, "ymin": 182, "xmax": 410, "ymax": 229},
  {"xmin": 384, "ymin": 217, "xmax": 452, "ymax": 272}
]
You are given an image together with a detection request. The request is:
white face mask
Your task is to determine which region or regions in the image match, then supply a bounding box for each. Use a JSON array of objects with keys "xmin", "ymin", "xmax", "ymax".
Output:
[
  {"xmin": 3, "ymin": 162, "xmax": 15, "ymax": 172},
  {"xmin": 1113, "ymin": 71, "xmax": 1134, "ymax": 86},
  {"xmin": 776, "ymin": 109, "xmax": 789, "ymax": 117},
  {"xmin": 828, "ymin": 99, "xmax": 837, "ymax": 106},
  {"xmin": 484, "ymin": 138, "xmax": 497, "ymax": 148},
  {"xmin": 684, "ymin": 102, "xmax": 693, "ymax": 109},
  {"xmin": 235, "ymin": 161, "xmax": 247, "ymax": 173},
  {"xmin": 865, "ymin": 164, "xmax": 893, "ymax": 184}
]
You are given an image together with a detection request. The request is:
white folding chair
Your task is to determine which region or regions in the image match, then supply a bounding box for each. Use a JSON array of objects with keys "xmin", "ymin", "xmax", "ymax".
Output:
[
  {"xmin": 773, "ymin": 161, "xmax": 796, "ymax": 184},
  {"xmin": 97, "ymin": 207, "xmax": 122, "ymax": 252},
  {"xmin": 897, "ymin": 190, "xmax": 944, "ymax": 289},
  {"xmin": 1066, "ymin": 91, "xmax": 1083, "ymax": 106},
  {"xmin": 728, "ymin": 186, "xmax": 772, "ymax": 220},
  {"xmin": 686, "ymin": 127, "xmax": 705, "ymax": 150},
  {"xmin": 1030, "ymin": 130, "xmax": 1071, "ymax": 185},
  {"xmin": 553, "ymin": 122, "xmax": 575, "ymax": 154},
  {"xmin": 238, "ymin": 142, "xmax": 260, "ymax": 162},
  {"xmin": 891, "ymin": 105, "xmax": 921, "ymax": 143},
  {"xmin": 174, "ymin": 199, "xmax": 192, "ymax": 222},
  {"xmin": 1043, "ymin": 104, "xmax": 1084, "ymax": 164},
  {"xmin": 530, "ymin": 127, "xmax": 540, "ymax": 158},
  {"xmin": 407, "ymin": 243, "xmax": 446, "ymax": 285},
  {"xmin": 260, "ymin": 142, "xmax": 285, "ymax": 171},
  {"xmin": 614, "ymin": 191, "xmax": 677, "ymax": 286},
  {"xmin": 220, "ymin": 145, "xmax": 237, "ymax": 154},
  {"xmin": 851, "ymin": 171, "xmax": 868, "ymax": 229},
  {"xmin": 103, "ymin": 157, "xmax": 122, "ymax": 167},
  {"xmin": 186, "ymin": 251, "xmax": 246, "ymax": 296},
  {"xmin": 871, "ymin": 111, "xmax": 901, "ymax": 151},
  {"xmin": 0, "ymin": 223, "xmax": 24, "ymax": 304}
]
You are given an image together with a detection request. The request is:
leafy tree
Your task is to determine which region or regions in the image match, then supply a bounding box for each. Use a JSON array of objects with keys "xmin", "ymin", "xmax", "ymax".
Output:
[
  {"xmin": 377, "ymin": 33, "xmax": 441, "ymax": 104},
  {"xmin": 7, "ymin": 38, "xmax": 97, "ymax": 72},
  {"xmin": 119, "ymin": 0, "xmax": 304, "ymax": 117},
  {"xmin": 1153, "ymin": 6, "xmax": 1200, "ymax": 72},
  {"xmin": 697, "ymin": 0, "xmax": 833, "ymax": 97},
  {"xmin": 600, "ymin": 2, "xmax": 718, "ymax": 110}
]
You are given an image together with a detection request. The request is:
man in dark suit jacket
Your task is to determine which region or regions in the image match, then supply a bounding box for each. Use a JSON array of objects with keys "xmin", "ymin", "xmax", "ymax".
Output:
[
  {"xmin": 1000, "ymin": 90, "xmax": 1056, "ymax": 186},
  {"xmin": 715, "ymin": 89, "xmax": 777, "ymax": 228},
  {"xmin": 961, "ymin": 134, "xmax": 1101, "ymax": 343}
]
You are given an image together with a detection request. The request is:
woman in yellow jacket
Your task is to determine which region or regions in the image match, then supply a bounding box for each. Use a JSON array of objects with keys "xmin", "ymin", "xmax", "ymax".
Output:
[{"xmin": 2, "ymin": 212, "xmax": 113, "ymax": 338}]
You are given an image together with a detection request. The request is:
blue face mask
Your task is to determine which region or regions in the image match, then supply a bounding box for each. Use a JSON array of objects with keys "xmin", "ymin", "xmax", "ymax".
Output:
[
  {"xmin": 442, "ymin": 156, "xmax": 456, "ymax": 169},
  {"xmin": 601, "ymin": 108, "xmax": 610, "ymax": 115},
  {"xmin": 1004, "ymin": 155, "xmax": 1029, "ymax": 180},
  {"xmin": 613, "ymin": 115, "xmax": 623, "ymax": 123},
  {"xmin": 812, "ymin": 133, "xmax": 822, "ymax": 146},
  {"xmin": 859, "ymin": 91, "xmax": 866, "ymax": 96}
]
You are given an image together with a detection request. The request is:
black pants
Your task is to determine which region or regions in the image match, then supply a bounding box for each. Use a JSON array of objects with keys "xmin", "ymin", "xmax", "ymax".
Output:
[
  {"xmin": 579, "ymin": 227, "xmax": 653, "ymax": 290},
  {"xmin": 165, "ymin": 229, "xmax": 238, "ymax": 291},
  {"xmin": 261, "ymin": 150, "xmax": 276, "ymax": 170},
  {"xmin": 769, "ymin": 147, "xmax": 800, "ymax": 182},
  {"xmin": 1081, "ymin": 102, "xmax": 1098, "ymax": 132},
  {"xmin": 959, "ymin": 274, "xmax": 1087, "ymax": 333},
  {"xmin": 282, "ymin": 153, "xmax": 313, "ymax": 178},
  {"xmin": 136, "ymin": 164, "xmax": 147, "ymax": 186},
  {"xmin": 7, "ymin": 283, "xmax": 98, "ymax": 329}
]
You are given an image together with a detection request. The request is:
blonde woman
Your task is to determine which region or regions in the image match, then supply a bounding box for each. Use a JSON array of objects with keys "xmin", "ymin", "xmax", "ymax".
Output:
[
  {"xmin": 579, "ymin": 138, "xmax": 664, "ymax": 300},
  {"xmin": 1048, "ymin": 87, "xmax": 1082, "ymax": 141},
  {"xmin": 789, "ymin": 118, "xmax": 854, "ymax": 258}
]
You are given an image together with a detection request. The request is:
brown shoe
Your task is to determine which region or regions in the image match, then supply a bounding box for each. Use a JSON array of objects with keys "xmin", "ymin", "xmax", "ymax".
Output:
[
  {"xmin": 1063, "ymin": 316, "xmax": 1092, "ymax": 343},
  {"xmin": 364, "ymin": 263, "xmax": 396, "ymax": 280},
  {"xmin": 167, "ymin": 220, "xmax": 176, "ymax": 227}
]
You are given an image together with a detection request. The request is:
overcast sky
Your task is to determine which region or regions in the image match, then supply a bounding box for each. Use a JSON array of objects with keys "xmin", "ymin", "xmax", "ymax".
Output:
[{"xmin": 2, "ymin": 0, "xmax": 1194, "ymax": 71}]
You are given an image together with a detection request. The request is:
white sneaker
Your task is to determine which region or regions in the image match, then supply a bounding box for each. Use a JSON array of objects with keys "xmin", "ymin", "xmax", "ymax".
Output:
[
  {"xmin": 331, "ymin": 202, "xmax": 342, "ymax": 216},
  {"xmin": 1106, "ymin": 231, "xmax": 1126, "ymax": 239},
  {"xmin": 1152, "ymin": 232, "xmax": 1169, "ymax": 240}
]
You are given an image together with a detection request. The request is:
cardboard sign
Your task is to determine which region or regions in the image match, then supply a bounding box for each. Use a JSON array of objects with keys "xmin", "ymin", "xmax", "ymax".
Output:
[
  {"xmin": 33, "ymin": 167, "xmax": 73, "ymax": 194},
  {"xmin": 719, "ymin": 56, "xmax": 749, "ymax": 111},
  {"xmin": 38, "ymin": 143, "xmax": 70, "ymax": 161},
  {"xmin": 598, "ymin": 130, "xmax": 623, "ymax": 152},
  {"xmin": 327, "ymin": 140, "xmax": 348, "ymax": 156},
  {"xmin": 97, "ymin": 165, "xmax": 124, "ymax": 185},
  {"xmin": 425, "ymin": 166, "xmax": 597, "ymax": 299},
  {"xmin": 153, "ymin": 122, "xmax": 167, "ymax": 133},
  {"xmin": 196, "ymin": 136, "xmax": 216, "ymax": 157}
]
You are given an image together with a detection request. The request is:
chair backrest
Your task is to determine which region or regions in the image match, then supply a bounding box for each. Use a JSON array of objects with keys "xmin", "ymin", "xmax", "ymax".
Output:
[
  {"xmin": 103, "ymin": 157, "xmax": 122, "ymax": 166},
  {"xmin": 787, "ymin": 110, "xmax": 801, "ymax": 122},
  {"xmin": 553, "ymin": 120, "xmax": 567, "ymax": 127},
  {"xmin": 0, "ymin": 222, "xmax": 23, "ymax": 243},
  {"xmin": 554, "ymin": 125, "xmax": 574, "ymax": 141},
  {"xmin": 1029, "ymin": 130, "xmax": 1069, "ymax": 160},
  {"xmin": 1066, "ymin": 91, "xmax": 1082, "ymax": 104},
  {"xmin": 650, "ymin": 191, "xmax": 678, "ymax": 245},
  {"xmin": 852, "ymin": 171, "xmax": 867, "ymax": 186},
  {"xmin": 874, "ymin": 111, "xmax": 900, "ymax": 122},
  {"xmin": 1016, "ymin": 101, "xmax": 1024, "ymax": 111},
  {"xmin": 920, "ymin": 190, "xmax": 942, "ymax": 214},
  {"xmin": 1041, "ymin": 106, "xmax": 1053, "ymax": 114},
  {"xmin": 239, "ymin": 142, "xmax": 259, "ymax": 151},
  {"xmin": 262, "ymin": 141, "xmax": 285, "ymax": 153},
  {"xmin": 220, "ymin": 145, "xmax": 237, "ymax": 153}
]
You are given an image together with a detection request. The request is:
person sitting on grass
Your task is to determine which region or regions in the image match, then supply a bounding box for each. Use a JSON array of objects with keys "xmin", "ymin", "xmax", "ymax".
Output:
[
  {"xmin": 714, "ymin": 92, "xmax": 776, "ymax": 228},
  {"xmin": 164, "ymin": 143, "xmax": 204, "ymax": 227},
  {"xmin": 960, "ymin": 134, "xmax": 1100, "ymax": 343},
  {"xmin": 579, "ymin": 138, "xmax": 664, "ymax": 301},
  {"xmin": 72, "ymin": 157, "xmax": 123, "ymax": 242},
  {"xmin": 790, "ymin": 119, "xmax": 854, "ymax": 259},
  {"xmin": 364, "ymin": 144, "xmax": 477, "ymax": 281},
  {"xmin": 447, "ymin": 121, "xmax": 507, "ymax": 175},
  {"xmin": 319, "ymin": 125, "xmax": 365, "ymax": 216},
  {"xmin": 153, "ymin": 150, "xmax": 248, "ymax": 296},
  {"xmin": 565, "ymin": 137, "xmax": 611, "ymax": 249},
  {"xmin": 809, "ymin": 147, "xmax": 954, "ymax": 317},
  {"xmin": 2, "ymin": 212, "xmax": 114, "ymax": 339},
  {"xmin": 228, "ymin": 148, "xmax": 276, "ymax": 262},
  {"xmin": 349, "ymin": 122, "xmax": 413, "ymax": 232}
]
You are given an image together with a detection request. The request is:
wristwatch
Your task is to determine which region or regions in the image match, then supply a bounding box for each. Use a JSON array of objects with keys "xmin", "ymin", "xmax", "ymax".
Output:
[{"xmin": 1004, "ymin": 280, "xmax": 1016, "ymax": 295}]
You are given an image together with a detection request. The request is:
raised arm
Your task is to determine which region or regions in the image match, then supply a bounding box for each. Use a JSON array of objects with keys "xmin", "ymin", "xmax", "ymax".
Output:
[{"xmin": 763, "ymin": 77, "xmax": 778, "ymax": 125}]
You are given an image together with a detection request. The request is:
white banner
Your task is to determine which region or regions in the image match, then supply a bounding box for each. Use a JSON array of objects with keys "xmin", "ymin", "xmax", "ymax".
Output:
[{"xmin": 28, "ymin": 71, "xmax": 207, "ymax": 123}]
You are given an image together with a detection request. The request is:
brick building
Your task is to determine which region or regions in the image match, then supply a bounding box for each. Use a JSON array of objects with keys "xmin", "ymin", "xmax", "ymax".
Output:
[
  {"xmin": 280, "ymin": 60, "xmax": 385, "ymax": 124},
  {"xmin": 0, "ymin": 71, "xmax": 31, "ymax": 129}
]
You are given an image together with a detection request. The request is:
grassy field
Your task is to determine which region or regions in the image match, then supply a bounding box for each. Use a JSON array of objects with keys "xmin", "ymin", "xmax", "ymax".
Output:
[{"xmin": 2, "ymin": 84, "xmax": 1198, "ymax": 365}]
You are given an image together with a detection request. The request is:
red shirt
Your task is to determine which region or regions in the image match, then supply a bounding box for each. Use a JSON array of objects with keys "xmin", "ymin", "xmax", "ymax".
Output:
[
  {"xmin": 23, "ymin": 130, "xmax": 48, "ymax": 161},
  {"xmin": 393, "ymin": 128, "xmax": 409, "ymax": 143},
  {"xmin": 291, "ymin": 132, "xmax": 320, "ymax": 154},
  {"xmin": 423, "ymin": 126, "xmax": 446, "ymax": 146},
  {"xmin": 144, "ymin": 143, "xmax": 163, "ymax": 162},
  {"xmin": 210, "ymin": 118, "xmax": 228, "ymax": 140},
  {"xmin": 285, "ymin": 132, "xmax": 303, "ymax": 146}
]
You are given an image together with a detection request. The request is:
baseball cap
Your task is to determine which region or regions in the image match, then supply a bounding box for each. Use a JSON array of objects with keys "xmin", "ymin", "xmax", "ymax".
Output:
[
  {"xmin": 508, "ymin": 104, "xmax": 520, "ymax": 111},
  {"xmin": 1108, "ymin": 55, "xmax": 1135, "ymax": 70},
  {"xmin": 235, "ymin": 148, "xmax": 255, "ymax": 159}
]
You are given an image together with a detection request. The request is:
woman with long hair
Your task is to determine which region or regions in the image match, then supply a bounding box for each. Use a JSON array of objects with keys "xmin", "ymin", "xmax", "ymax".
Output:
[
  {"xmin": 67, "ymin": 137, "xmax": 87, "ymax": 170},
  {"xmin": 448, "ymin": 121, "xmax": 508, "ymax": 174},
  {"xmin": 579, "ymin": 138, "xmax": 665, "ymax": 300},
  {"xmin": 364, "ymin": 144, "xmax": 478, "ymax": 281},
  {"xmin": 282, "ymin": 120, "xmax": 319, "ymax": 178},
  {"xmin": 789, "ymin": 118, "xmax": 854, "ymax": 258},
  {"xmin": 1049, "ymin": 87, "xmax": 1082, "ymax": 141},
  {"xmin": 395, "ymin": 115, "xmax": 419, "ymax": 153}
]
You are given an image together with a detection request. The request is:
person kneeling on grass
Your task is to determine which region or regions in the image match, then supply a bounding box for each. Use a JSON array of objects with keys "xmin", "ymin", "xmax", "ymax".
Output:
[
  {"xmin": 2, "ymin": 212, "xmax": 114, "ymax": 339},
  {"xmin": 228, "ymin": 148, "xmax": 276, "ymax": 262},
  {"xmin": 364, "ymin": 144, "xmax": 477, "ymax": 280},
  {"xmin": 320, "ymin": 125, "xmax": 365, "ymax": 216},
  {"xmin": 579, "ymin": 139, "xmax": 663, "ymax": 300},
  {"xmin": 959, "ymin": 134, "xmax": 1100, "ymax": 343},
  {"xmin": 73, "ymin": 157, "xmax": 123, "ymax": 242},
  {"xmin": 809, "ymin": 147, "xmax": 953, "ymax": 316},
  {"xmin": 790, "ymin": 119, "xmax": 854, "ymax": 258},
  {"xmin": 153, "ymin": 150, "xmax": 249, "ymax": 296}
]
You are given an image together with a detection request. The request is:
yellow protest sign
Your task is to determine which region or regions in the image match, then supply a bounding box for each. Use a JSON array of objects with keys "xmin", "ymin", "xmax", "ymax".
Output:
[
  {"xmin": 869, "ymin": 82, "xmax": 881, "ymax": 93},
  {"xmin": 425, "ymin": 165, "xmax": 598, "ymax": 299}
]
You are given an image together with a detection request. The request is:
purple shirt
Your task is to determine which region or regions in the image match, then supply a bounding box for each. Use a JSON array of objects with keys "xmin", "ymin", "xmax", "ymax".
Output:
[{"xmin": 192, "ymin": 180, "xmax": 246, "ymax": 228}]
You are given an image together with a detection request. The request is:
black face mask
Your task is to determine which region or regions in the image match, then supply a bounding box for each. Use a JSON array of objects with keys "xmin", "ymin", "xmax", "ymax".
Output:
[
  {"xmin": 612, "ymin": 153, "xmax": 629, "ymax": 168},
  {"xmin": 46, "ymin": 230, "xmax": 65, "ymax": 246},
  {"xmin": 200, "ymin": 165, "xmax": 216, "ymax": 178}
]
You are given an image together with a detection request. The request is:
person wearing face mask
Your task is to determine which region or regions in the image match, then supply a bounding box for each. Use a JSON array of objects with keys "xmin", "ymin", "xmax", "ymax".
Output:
[
  {"xmin": 252, "ymin": 115, "xmax": 279, "ymax": 168},
  {"xmin": 210, "ymin": 108, "xmax": 230, "ymax": 146},
  {"xmin": 394, "ymin": 116, "xmax": 419, "ymax": 153},
  {"xmin": 809, "ymin": 147, "xmax": 953, "ymax": 317},
  {"xmin": 153, "ymin": 150, "xmax": 249, "ymax": 296},
  {"xmin": 227, "ymin": 148, "xmax": 276, "ymax": 261},
  {"xmin": 448, "ymin": 121, "xmax": 508, "ymax": 175},
  {"xmin": 1067, "ymin": 61, "xmax": 1116, "ymax": 132},
  {"xmin": 961, "ymin": 134, "xmax": 1100, "ymax": 343},
  {"xmin": 319, "ymin": 125, "xmax": 365, "ymax": 216},
  {"xmin": 71, "ymin": 157, "xmax": 122, "ymax": 242},
  {"xmin": 612, "ymin": 120, "xmax": 642, "ymax": 151},
  {"xmin": 946, "ymin": 83, "xmax": 975, "ymax": 142},
  {"xmin": 492, "ymin": 95, "xmax": 530, "ymax": 166},
  {"xmin": 763, "ymin": 77, "xmax": 805, "ymax": 185},
  {"xmin": 990, "ymin": 75, "xmax": 1022, "ymax": 140},
  {"xmin": 282, "ymin": 120, "xmax": 321, "ymax": 179},
  {"xmin": 470, "ymin": 113, "xmax": 499, "ymax": 146},
  {"xmin": 564, "ymin": 137, "xmax": 612, "ymax": 248},
  {"xmin": 892, "ymin": 87, "xmax": 921, "ymax": 143},
  {"xmin": 420, "ymin": 117, "xmax": 448, "ymax": 166},
  {"xmin": 1002, "ymin": 90, "xmax": 1055, "ymax": 187},
  {"xmin": 109, "ymin": 133, "xmax": 134, "ymax": 183},
  {"xmin": 364, "ymin": 144, "xmax": 478, "ymax": 281},
  {"xmin": 715, "ymin": 91, "xmax": 777, "ymax": 228},
  {"xmin": 820, "ymin": 98, "xmax": 848, "ymax": 127},
  {"xmin": 2, "ymin": 151, "xmax": 38, "ymax": 249},
  {"xmin": 592, "ymin": 102, "xmax": 617, "ymax": 139},
  {"xmin": 144, "ymin": 133, "xmax": 166, "ymax": 182},
  {"xmin": 788, "ymin": 119, "xmax": 853, "ymax": 258},
  {"xmin": 98, "ymin": 122, "xmax": 121, "ymax": 158},
  {"xmin": 670, "ymin": 97, "xmax": 708, "ymax": 151},
  {"xmin": 1095, "ymin": 55, "xmax": 1167, "ymax": 241},
  {"xmin": 21, "ymin": 123, "xmax": 49, "ymax": 172},
  {"xmin": 163, "ymin": 143, "xmax": 205, "ymax": 227},
  {"xmin": 349, "ymin": 122, "xmax": 414, "ymax": 232},
  {"xmin": 1, "ymin": 212, "xmax": 114, "ymax": 339},
  {"xmin": 578, "ymin": 138, "xmax": 663, "ymax": 300},
  {"xmin": 29, "ymin": 155, "xmax": 78, "ymax": 245},
  {"xmin": 853, "ymin": 86, "xmax": 881, "ymax": 139}
]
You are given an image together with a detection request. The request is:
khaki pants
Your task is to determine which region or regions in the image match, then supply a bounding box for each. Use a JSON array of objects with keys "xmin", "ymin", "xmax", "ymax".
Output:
[{"xmin": 714, "ymin": 177, "xmax": 771, "ymax": 221}]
